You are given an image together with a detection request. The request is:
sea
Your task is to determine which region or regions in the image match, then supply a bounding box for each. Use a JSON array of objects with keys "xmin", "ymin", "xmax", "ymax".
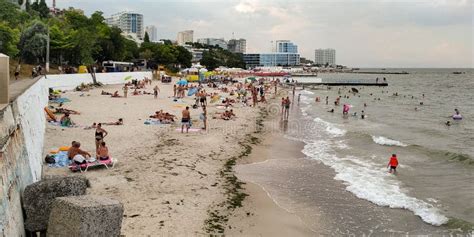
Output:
[{"xmin": 236, "ymin": 68, "xmax": 474, "ymax": 235}]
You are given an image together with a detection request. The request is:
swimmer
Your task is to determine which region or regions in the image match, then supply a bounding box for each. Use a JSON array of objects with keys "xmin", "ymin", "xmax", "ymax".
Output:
[
  {"xmin": 328, "ymin": 109, "xmax": 334, "ymax": 113},
  {"xmin": 361, "ymin": 110, "xmax": 365, "ymax": 119},
  {"xmin": 445, "ymin": 121, "xmax": 451, "ymax": 126}
]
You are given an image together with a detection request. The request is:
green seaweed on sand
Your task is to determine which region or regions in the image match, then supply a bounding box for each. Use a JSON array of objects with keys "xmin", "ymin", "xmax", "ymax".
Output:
[{"xmin": 203, "ymin": 108, "xmax": 265, "ymax": 234}]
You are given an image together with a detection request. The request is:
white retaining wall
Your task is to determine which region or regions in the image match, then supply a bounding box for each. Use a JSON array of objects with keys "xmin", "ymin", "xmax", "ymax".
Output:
[{"xmin": 45, "ymin": 71, "xmax": 153, "ymax": 90}]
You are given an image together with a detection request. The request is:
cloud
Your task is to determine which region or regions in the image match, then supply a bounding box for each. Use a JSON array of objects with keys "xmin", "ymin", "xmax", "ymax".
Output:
[{"xmin": 55, "ymin": 0, "xmax": 473, "ymax": 67}]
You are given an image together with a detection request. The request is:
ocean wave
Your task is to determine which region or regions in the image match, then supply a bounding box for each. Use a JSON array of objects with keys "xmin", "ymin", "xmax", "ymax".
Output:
[
  {"xmin": 299, "ymin": 90, "xmax": 314, "ymax": 95},
  {"xmin": 313, "ymin": 117, "xmax": 347, "ymax": 137},
  {"xmin": 372, "ymin": 136, "xmax": 408, "ymax": 147},
  {"xmin": 302, "ymin": 140, "xmax": 449, "ymax": 226}
]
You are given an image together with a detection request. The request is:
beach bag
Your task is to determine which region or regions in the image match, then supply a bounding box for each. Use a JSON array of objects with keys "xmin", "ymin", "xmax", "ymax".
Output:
[{"xmin": 45, "ymin": 155, "xmax": 56, "ymax": 164}]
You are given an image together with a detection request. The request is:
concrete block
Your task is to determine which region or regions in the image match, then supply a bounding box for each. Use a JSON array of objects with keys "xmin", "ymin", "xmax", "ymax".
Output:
[
  {"xmin": 47, "ymin": 195, "xmax": 124, "ymax": 237},
  {"xmin": 22, "ymin": 176, "xmax": 90, "ymax": 232}
]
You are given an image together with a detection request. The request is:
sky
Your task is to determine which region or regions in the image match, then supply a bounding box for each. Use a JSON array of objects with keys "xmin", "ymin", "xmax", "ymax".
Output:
[{"xmin": 55, "ymin": 0, "xmax": 473, "ymax": 68}]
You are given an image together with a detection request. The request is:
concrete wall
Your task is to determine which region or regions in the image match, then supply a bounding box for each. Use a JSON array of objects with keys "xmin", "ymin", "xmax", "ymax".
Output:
[
  {"xmin": 0, "ymin": 79, "xmax": 48, "ymax": 236},
  {"xmin": 46, "ymin": 71, "xmax": 153, "ymax": 90}
]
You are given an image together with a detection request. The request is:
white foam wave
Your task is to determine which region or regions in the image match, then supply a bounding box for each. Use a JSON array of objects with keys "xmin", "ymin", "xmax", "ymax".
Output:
[
  {"xmin": 299, "ymin": 90, "xmax": 314, "ymax": 95},
  {"xmin": 301, "ymin": 140, "xmax": 449, "ymax": 226},
  {"xmin": 313, "ymin": 117, "xmax": 346, "ymax": 137},
  {"xmin": 372, "ymin": 136, "xmax": 408, "ymax": 147}
]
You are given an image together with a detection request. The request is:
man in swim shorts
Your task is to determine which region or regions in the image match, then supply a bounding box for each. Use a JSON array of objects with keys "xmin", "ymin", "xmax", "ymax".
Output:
[{"xmin": 181, "ymin": 106, "xmax": 191, "ymax": 133}]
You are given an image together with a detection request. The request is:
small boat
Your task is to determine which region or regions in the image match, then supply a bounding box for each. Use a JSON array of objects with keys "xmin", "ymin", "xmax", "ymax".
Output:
[{"xmin": 452, "ymin": 71, "xmax": 464, "ymax": 74}]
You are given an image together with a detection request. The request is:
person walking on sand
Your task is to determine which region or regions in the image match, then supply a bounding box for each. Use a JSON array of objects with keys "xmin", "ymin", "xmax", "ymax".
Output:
[
  {"xmin": 200, "ymin": 105, "xmax": 207, "ymax": 130},
  {"xmin": 123, "ymin": 85, "xmax": 128, "ymax": 98},
  {"xmin": 153, "ymin": 85, "xmax": 160, "ymax": 99},
  {"xmin": 181, "ymin": 106, "xmax": 191, "ymax": 133},
  {"xmin": 284, "ymin": 96, "xmax": 291, "ymax": 120},
  {"xmin": 387, "ymin": 154, "xmax": 399, "ymax": 173},
  {"xmin": 298, "ymin": 94, "xmax": 301, "ymax": 105}
]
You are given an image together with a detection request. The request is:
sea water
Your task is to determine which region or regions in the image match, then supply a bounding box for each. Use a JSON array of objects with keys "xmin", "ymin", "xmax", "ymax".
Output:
[
  {"xmin": 290, "ymin": 69, "xmax": 473, "ymax": 227},
  {"xmin": 236, "ymin": 68, "xmax": 473, "ymax": 234}
]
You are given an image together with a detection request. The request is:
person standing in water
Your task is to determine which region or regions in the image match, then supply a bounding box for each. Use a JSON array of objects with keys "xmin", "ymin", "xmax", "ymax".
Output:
[
  {"xmin": 387, "ymin": 154, "xmax": 399, "ymax": 173},
  {"xmin": 297, "ymin": 94, "xmax": 301, "ymax": 105},
  {"xmin": 361, "ymin": 110, "xmax": 365, "ymax": 119},
  {"xmin": 325, "ymin": 96, "xmax": 329, "ymax": 105}
]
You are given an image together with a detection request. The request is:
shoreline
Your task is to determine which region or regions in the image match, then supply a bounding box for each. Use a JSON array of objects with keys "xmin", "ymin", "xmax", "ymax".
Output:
[{"xmin": 227, "ymin": 130, "xmax": 317, "ymax": 236}]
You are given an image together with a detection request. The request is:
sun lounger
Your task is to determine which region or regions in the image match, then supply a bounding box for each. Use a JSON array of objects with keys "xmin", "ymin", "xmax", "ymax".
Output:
[{"xmin": 68, "ymin": 157, "xmax": 116, "ymax": 172}]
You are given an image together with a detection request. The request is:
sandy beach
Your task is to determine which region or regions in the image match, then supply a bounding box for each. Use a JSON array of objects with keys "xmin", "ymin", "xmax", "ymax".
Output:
[{"xmin": 42, "ymin": 79, "xmax": 281, "ymax": 235}]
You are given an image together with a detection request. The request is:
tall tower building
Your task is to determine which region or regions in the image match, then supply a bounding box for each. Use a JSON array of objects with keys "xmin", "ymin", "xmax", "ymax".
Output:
[
  {"xmin": 145, "ymin": 25, "xmax": 158, "ymax": 42},
  {"xmin": 106, "ymin": 12, "xmax": 144, "ymax": 40},
  {"xmin": 228, "ymin": 38, "xmax": 246, "ymax": 53},
  {"xmin": 275, "ymin": 40, "xmax": 298, "ymax": 53}
]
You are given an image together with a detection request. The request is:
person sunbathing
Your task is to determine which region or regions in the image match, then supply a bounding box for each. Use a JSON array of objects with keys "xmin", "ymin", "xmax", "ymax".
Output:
[
  {"xmin": 60, "ymin": 113, "xmax": 74, "ymax": 127},
  {"xmin": 101, "ymin": 90, "xmax": 112, "ymax": 95},
  {"xmin": 132, "ymin": 89, "xmax": 141, "ymax": 95},
  {"xmin": 111, "ymin": 91, "xmax": 121, "ymax": 97},
  {"xmin": 102, "ymin": 118, "xmax": 123, "ymax": 126},
  {"xmin": 54, "ymin": 107, "xmax": 80, "ymax": 115}
]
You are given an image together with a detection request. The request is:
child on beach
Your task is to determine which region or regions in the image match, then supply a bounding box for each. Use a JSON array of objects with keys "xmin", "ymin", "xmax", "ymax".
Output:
[
  {"xmin": 97, "ymin": 142, "xmax": 110, "ymax": 160},
  {"xmin": 387, "ymin": 154, "xmax": 399, "ymax": 173}
]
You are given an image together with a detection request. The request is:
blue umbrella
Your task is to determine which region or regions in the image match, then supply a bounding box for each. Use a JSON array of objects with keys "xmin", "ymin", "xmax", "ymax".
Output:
[{"xmin": 176, "ymin": 79, "xmax": 188, "ymax": 86}]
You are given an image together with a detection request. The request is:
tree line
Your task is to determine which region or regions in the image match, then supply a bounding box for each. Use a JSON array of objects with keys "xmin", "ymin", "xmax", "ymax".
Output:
[{"xmin": 0, "ymin": 0, "xmax": 246, "ymax": 72}]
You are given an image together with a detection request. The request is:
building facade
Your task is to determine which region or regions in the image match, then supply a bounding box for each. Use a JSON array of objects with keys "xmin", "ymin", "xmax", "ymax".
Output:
[
  {"xmin": 177, "ymin": 30, "xmax": 194, "ymax": 46},
  {"xmin": 145, "ymin": 25, "xmax": 158, "ymax": 42},
  {"xmin": 106, "ymin": 12, "xmax": 144, "ymax": 40},
  {"xmin": 243, "ymin": 53, "xmax": 300, "ymax": 68},
  {"xmin": 197, "ymin": 38, "xmax": 228, "ymax": 49},
  {"xmin": 314, "ymin": 48, "xmax": 336, "ymax": 66},
  {"xmin": 227, "ymin": 38, "xmax": 246, "ymax": 53},
  {"xmin": 275, "ymin": 40, "xmax": 298, "ymax": 53}
]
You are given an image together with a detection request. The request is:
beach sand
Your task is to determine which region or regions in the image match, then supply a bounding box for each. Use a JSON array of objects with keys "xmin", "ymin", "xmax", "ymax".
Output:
[{"xmin": 43, "ymin": 80, "xmax": 273, "ymax": 235}]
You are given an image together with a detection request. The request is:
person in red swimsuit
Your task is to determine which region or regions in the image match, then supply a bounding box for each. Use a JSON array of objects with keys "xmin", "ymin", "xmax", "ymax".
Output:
[{"xmin": 387, "ymin": 154, "xmax": 399, "ymax": 173}]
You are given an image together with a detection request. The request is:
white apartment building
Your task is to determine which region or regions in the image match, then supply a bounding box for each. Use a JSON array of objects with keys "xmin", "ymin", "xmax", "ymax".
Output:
[
  {"xmin": 314, "ymin": 48, "xmax": 336, "ymax": 66},
  {"xmin": 197, "ymin": 38, "xmax": 228, "ymax": 50},
  {"xmin": 177, "ymin": 30, "xmax": 194, "ymax": 46},
  {"xmin": 145, "ymin": 25, "xmax": 158, "ymax": 42},
  {"xmin": 106, "ymin": 12, "xmax": 144, "ymax": 40}
]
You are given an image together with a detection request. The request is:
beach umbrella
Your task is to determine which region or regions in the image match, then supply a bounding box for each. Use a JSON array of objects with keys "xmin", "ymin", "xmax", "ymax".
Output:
[
  {"xmin": 351, "ymin": 87, "xmax": 359, "ymax": 93},
  {"xmin": 124, "ymin": 75, "xmax": 132, "ymax": 81},
  {"xmin": 176, "ymin": 78, "xmax": 188, "ymax": 86}
]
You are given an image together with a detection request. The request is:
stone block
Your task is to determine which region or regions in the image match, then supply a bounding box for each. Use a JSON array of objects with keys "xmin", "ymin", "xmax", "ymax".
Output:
[
  {"xmin": 22, "ymin": 176, "xmax": 89, "ymax": 232},
  {"xmin": 47, "ymin": 195, "xmax": 124, "ymax": 237}
]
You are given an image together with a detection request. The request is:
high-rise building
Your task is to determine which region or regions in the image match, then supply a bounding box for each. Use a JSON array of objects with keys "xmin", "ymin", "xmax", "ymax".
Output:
[
  {"xmin": 106, "ymin": 12, "xmax": 144, "ymax": 40},
  {"xmin": 314, "ymin": 48, "xmax": 336, "ymax": 66},
  {"xmin": 145, "ymin": 25, "xmax": 158, "ymax": 42},
  {"xmin": 197, "ymin": 38, "xmax": 228, "ymax": 50},
  {"xmin": 243, "ymin": 53, "xmax": 300, "ymax": 68},
  {"xmin": 228, "ymin": 38, "xmax": 246, "ymax": 53},
  {"xmin": 275, "ymin": 40, "xmax": 298, "ymax": 53},
  {"xmin": 177, "ymin": 30, "xmax": 194, "ymax": 46}
]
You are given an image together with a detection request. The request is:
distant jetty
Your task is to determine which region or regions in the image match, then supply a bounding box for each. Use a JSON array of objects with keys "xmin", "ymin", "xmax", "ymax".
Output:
[{"xmin": 350, "ymin": 71, "xmax": 409, "ymax": 75}]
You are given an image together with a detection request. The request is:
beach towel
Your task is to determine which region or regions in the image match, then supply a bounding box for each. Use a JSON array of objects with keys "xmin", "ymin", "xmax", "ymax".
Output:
[
  {"xmin": 47, "ymin": 151, "xmax": 72, "ymax": 168},
  {"xmin": 188, "ymin": 87, "xmax": 198, "ymax": 96},
  {"xmin": 50, "ymin": 98, "xmax": 71, "ymax": 104}
]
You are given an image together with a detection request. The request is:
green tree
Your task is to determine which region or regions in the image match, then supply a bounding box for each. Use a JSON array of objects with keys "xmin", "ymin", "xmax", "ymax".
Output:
[
  {"xmin": 18, "ymin": 20, "xmax": 48, "ymax": 63},
  {"xmin": 144, "ymin": 32, "xmax": 150, "ymax": 43},
  {"xmin": 0, "ymin": 22, "xmax": 20, "ymax": 56},
  {"xmin": 176, "ymin": 46, "xmax": 192, "ymax": 68},
  {"xmin": 200, "ymin": 50, "xmax": 219, "ymax": 70}
]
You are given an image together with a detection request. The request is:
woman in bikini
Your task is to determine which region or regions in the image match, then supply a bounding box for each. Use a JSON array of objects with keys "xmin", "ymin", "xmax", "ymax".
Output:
[{"xmin": 94, "ymin": 123, "xmax": 108, "ymax": 154}]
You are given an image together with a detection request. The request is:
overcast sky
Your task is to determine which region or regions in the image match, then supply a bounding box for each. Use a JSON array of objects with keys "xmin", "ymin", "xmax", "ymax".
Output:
[{"xmin": 55, "ymin": 0, "xmax": 473, "ymax": 68}]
